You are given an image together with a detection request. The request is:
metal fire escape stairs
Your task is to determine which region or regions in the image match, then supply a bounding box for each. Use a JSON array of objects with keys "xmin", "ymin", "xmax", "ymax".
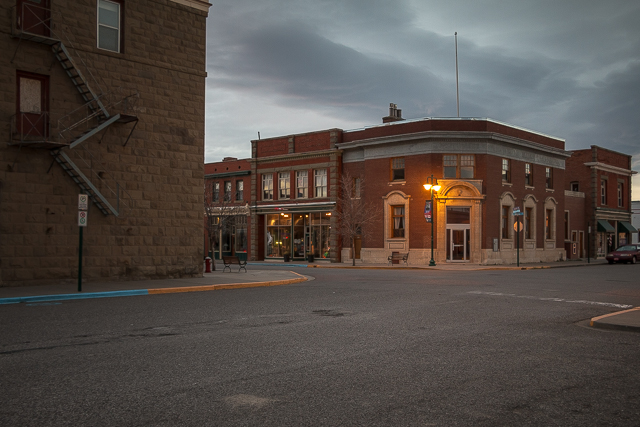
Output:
[{"xmin": 10, "ymin": 4, "xmax": 138, "ymax": 216}]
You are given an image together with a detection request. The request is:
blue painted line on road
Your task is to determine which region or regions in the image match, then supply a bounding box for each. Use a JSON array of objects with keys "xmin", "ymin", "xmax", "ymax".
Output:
[
  {"xmin": 247, "ymin": 263, "xmax": 310, "ymax": 268},
  {"xmin": 0, "ymin": 289, "xmax": 149, "ymax": 305}
]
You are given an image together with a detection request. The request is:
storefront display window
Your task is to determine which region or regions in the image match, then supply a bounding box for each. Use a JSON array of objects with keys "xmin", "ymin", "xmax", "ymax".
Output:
[{"xmin": 265, "ymin": 211, "xmax": 331, "ymax": 259}]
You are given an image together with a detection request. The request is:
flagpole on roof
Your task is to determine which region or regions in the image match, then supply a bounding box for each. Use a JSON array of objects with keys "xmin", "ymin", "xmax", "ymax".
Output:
[{"xmin": 455, "ymin": 32, "xmax": 460, "ymax": 117}]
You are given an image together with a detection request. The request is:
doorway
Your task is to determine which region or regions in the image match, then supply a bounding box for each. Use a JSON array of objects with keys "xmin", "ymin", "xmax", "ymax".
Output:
[
  {"xmin": 16, "ymin": 70, "xmax": 49, "ymax": 139},
  {"xmin": 446, "ymin": 206, "xmax": 471, "ymax": 262},
  {"xmin": 17, "ymin": 0, "xmax": 51, "ymax": 37}
]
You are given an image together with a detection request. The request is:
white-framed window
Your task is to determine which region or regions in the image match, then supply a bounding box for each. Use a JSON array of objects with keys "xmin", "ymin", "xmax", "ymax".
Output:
[
  {"xmin": 236, "ymin": 180, "xmax": 243, "ymax": 201},
  {"xmin": 296, "ymin": 170, "xmax": 308, "ymax": 198},
  {"xmin": 262, "ymin": 174, "xmax": 273, "ymax": 200},
  {"xmin": 618, "ymin": 182, "xmax": 623, "ymax": 207},
  {"xmin": 212, "ymin": 182, "xmax": 219, "ymax": 202},
  {"xmin": 224, "ymin": 181, "xmax": 231, "ymax": 201},
  {"xmin": 601, "ymin": 178, "xmax": 607, "ymax": 205},
  {"xmin": 97, "ymin": 0, "xmax": 122, "ymax": 53},
  {"xmin": 502, "ymin": 159, "xmax": 510, "ymax": 183},
  {"xmin": 278, "ymin": 172, "xmax": 290, "ymax": 199},
  {"xmin": 391, "ymin": 158, "xmax": 405, "ymax": 181},
  {"xmin": 314, "ymin": 169, "xmax": 327, "ymax": 198},
  {"xmin": 391, "ymin": 205, "xmax": 405, "ymax": 237},
  {"xmin": 545, "ymin": 167, "xmax": 553, "ymax": 189},
  {"xmin": 525, "ymin": 163, "xmax": 533, "ymax": 186}
]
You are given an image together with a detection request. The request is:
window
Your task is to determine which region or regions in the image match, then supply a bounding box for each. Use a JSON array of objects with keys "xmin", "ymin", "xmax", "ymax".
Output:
[
  {"xmin": 443, "ymin": 155, "xmax": 457, "ymax": 178},
  {"xmin": 278, "ymin": 172, "xmax": 290, "ymax": 199},
  {"xmin": 353, "ymin": 177, "xmax": 361, "ymax": 198},
  {"xmin": 97, "ymin": 0, "xmax": 122, "ymax": 53},
  {"xmin": 224, "ymin": 181, "xmax": 231, "ymax": 201},
  {"xmin": 525, "ymin": 163, "xmax": 533, "ymax": 186},
  {"xmin": 296, "ymin": 171, "xmax": 308, "ymax": 198},
  {"xmin": 212, "ymin": 182, "xmax": 219, "ymax": 202},
  {"xmin": 314, "ymin": 169, "xmax": 327, "ymax": 198},
  {"xmin": 443, "ymin": 155, "xmax": 475, "ymax": 179},
  {"xmin": 502, "ymin": 205, "xmax": 510, "ymax": 239},
  {"xmin": 502, "ymin": 159, "xmax": 511, "ymax": 183},
  {"xmin": 525, "ymin": 207, "xmax": 533, "ymax": 239},
  {"xmin": 391, "ymin": 206, "xmax": 405, "ymax": 237},
  {"xmin": 618, "ymin": 183, "xmax": 623, "ymax": 207},
  {"xmin": 545, "ymin": 167, "xmax": 553, "ymax": 189},
  {"xmin": 16, "ymin": 71, "xmax": 49, "ymax": 138},
  {"xmin": 262, "ymin": 174, "xmax": 273, "ymax": 200},
  {"xmin": 570, "ymin": 182, "xmax": 579, "ymax": 192},
  {"xmin": 564, "ymin": 211, "xmax": 569, "ymax": 240},
  {"xmin": 601, "ymin": 178, "xmax": 607, "ymax": 205},
  {"xmin": 235, "ymin": 180, "xmax": 243, "ymax": 201},
  {"xmin": 546, "ymin": 209, "xmax": 553, "ymax": 239},
  {"xmin": 391, "ymin": 158, "xmax": 405, "ymax": 181}
]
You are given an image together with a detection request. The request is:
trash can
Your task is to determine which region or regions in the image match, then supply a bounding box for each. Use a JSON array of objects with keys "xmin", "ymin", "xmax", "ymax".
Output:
[
  {"xmin": 307, "ymin": 254, "xmax": 314, "ymax": 263},
  {"xmin": 283, "ymin": 254, "xmax": 290, "ymax": 262}
]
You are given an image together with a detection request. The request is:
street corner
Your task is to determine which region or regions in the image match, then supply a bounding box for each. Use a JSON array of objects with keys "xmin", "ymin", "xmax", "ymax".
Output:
[{"xmin": 590, "ymin": 307, "xmax": 640, "ymax": 332}]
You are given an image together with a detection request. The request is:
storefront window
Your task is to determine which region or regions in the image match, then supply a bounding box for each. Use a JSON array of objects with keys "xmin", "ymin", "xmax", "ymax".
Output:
[
  {"xmin": 266, "ymin": 213, "xmax": 292, "ymax": 257},
  {"xmin": 265, "ymin": 211, "xmax": 331, "ymax": 259}
]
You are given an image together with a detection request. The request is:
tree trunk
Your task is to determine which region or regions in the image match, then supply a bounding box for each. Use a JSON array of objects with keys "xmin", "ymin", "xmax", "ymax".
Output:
[
  {"xmin": 351, "ymin": 238, "xmax": 356, "ymax": 266},
  {"xmin": 209, "ymin": 235, "xmax": 216, "ymax": 271}
]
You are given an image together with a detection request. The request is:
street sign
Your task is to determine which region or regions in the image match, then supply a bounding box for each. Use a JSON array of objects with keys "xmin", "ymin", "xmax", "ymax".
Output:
[
  {"xmin": 78, "ymin": 211, "xmax": 88, "ymax": 227},
  {"xmin": 512, "ymin": 207, "xmax": 523, "ymax": 216},
  {"xmin": 78, "ymin": 194, "xmax": 89, "ymax": 211},
  {"xmin": 513, "ymin": 221, "xmax": 523, "ymax": 232}
]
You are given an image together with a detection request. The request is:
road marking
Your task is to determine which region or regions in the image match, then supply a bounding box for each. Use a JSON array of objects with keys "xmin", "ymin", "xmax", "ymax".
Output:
[{"xmin": 467, "ymin": 291, "xmax": 633, "ymax": 309}]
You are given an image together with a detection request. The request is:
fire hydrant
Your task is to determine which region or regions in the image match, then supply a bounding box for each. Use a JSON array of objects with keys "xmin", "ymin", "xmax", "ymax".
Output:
[{"xmin": 204, "ymin": 257, "xmax": 212, "ymax": 273}]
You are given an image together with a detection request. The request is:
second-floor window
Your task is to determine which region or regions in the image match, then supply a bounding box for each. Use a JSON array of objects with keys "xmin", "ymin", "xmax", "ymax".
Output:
[
  {"xmin": 314, "ymin": 169, "xmax": 327, "ymax": 198},
  {"xmin": 502, "ymin": 159, "xmax": 511, "ymax": 183},
  {"xmin": 391, "ymin": 158, "xmax": 405, "ymax": 181},
  {"xmin": 262, "ymin": 174, "xmax": 273, "ymax": 200},
  {"xmin": 212, "ymin": 182, "xmax": 219, "ymax": 202},
  {"xmin": 224, "ymin": 181, "xmax": 231, "ymax": 201},
  {"xmin": 236, "ymin": 180, "xmax": 243, "ymax": 201},
  {"xmin": 545, "ymin": 167, "xmax": 553, "ymax": 189},
  {"xmin": 618, "ymin": 182, "xmax": 623, "ymax": 207},
  {"xmin": 296, "ymin": 171, "xmax": 308, "ymax": 198},
  {"xmin": 570, "ymin": 182, "xmax": 579, "ymax": 192},
  {"xmin": 279, "ymin": 172, "xmax": 290, "ymax": 199},
  {"xmin": 525, "ymin": 163, "xmax": 533, "ymax": 186},
  {"xmin": 444, "ymin": 154, "xmax": 475, "ymax": 179},
  {"xmin": 601, "ymin": 178, "xmax": 607, "ymax": 205},
  {"xmin": 353, "ymin": 177, "xmax": 361, "ymax": 198},
  {"xmin": 97, "ymin": 0, "xmax": 122, "ymax": 53}
]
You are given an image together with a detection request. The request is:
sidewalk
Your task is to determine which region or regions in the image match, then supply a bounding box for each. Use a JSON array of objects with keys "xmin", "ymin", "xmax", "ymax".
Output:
[{"xmin": 1, "ymin": 259, "xmax": 637, "ymax": 333}]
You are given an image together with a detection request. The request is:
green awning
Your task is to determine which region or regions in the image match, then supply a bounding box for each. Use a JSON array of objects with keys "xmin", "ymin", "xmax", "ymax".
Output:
[
  {"xmin": 597, "ymin": 219, "xmax": 615, "ymax": 233},
  {"xmin": 617, "ymin": 221, "xmax": 638, "ymax": 233}
]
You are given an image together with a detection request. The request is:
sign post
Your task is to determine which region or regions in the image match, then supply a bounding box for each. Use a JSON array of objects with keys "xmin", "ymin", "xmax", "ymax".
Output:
[
  {"xmin": 78, "ymin": 195, "xmax": 88, "ymax": 292},
  {"xmin": 513, "ymin": 207, "xmax": 524, "ymax": 267}
]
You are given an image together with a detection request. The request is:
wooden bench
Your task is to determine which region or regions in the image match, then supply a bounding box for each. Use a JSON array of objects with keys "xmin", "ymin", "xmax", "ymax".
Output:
[
  {"xmin": 222, "ymin": 255, "xmax": 247, "ymax": 273},
  {"xmin": 388, "ymin": 252, "xmax": 409, "ymax": 266}
]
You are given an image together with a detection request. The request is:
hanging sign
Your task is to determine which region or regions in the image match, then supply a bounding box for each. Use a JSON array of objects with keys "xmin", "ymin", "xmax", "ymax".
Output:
[{"xmin": 424, "ymin": 200, "xmax": 432, "ymax": 223}]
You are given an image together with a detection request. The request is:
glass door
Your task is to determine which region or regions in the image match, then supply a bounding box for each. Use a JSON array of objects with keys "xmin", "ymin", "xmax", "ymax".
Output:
[{"xmin": 447, "ymin": 227, "xmax": 470, "ymax": 261}]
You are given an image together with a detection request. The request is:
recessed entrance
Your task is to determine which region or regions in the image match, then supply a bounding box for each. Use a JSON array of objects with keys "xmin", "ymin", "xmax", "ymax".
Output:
[{"xmin": 446, "ymin": 207, "xmax": 470, "ymax": 262}]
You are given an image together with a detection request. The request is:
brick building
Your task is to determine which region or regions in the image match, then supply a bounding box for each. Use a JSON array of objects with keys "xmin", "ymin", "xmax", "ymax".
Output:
[
  {"xmin": 1, "ymin": 0, "xmax": 210, "ymax": 286},
  {"xmin": 206, "ymin": 105, "xmax": 636, "ymax": 265},
  {"xmin": 565, "ymin": 146, "xmax": 637, "ymax": 258}
]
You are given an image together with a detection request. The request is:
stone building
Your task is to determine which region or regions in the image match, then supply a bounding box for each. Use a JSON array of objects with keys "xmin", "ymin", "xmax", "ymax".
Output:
[
  {"xmin": 205, "ymin": 105, "xmax": 636, "ymax": 265},
  {"xmin": 1, "ymin": 0, "xmax": 210, "ymax": 286}
]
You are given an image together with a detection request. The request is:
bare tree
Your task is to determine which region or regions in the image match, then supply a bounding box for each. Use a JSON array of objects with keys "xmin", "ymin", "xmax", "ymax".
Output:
[
  {"xmin": 334, "ymin": 172, "xmax": 381, "ymax": 266},
  {"xmin": 204, "ymin": 180, "xmax": 237, "ymax": 271}
]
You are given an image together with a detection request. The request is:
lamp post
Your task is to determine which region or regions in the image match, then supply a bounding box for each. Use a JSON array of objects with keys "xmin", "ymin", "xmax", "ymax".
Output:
[{"xmin": 423, "ymin": 175, "xmax": 441, "ymax": 266}]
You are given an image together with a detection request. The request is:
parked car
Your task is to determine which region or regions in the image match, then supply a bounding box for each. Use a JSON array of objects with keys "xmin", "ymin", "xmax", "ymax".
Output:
[{"xmin": 606, "ymin": 244, "xmax": 640, "ymax": 264}]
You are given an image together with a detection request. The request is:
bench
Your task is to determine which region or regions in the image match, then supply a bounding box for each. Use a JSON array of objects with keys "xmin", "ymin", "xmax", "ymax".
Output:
[
  {"xmin": 222, "ymin": 255, "xmax": 247, "ymax": 273},
  {"xmin": 388, "ymin": 252, "xmax": 409, "ymax": 266}
]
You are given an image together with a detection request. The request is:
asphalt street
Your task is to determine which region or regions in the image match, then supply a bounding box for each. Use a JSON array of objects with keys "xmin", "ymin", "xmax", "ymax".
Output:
[{"xmin": 1, "ymin": 265, "xmax": 639, "ymax": 426}]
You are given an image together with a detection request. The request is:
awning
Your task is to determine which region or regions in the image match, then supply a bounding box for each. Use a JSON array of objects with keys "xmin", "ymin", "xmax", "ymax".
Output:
[
  {"xmin": 617, "ymin": 221, "xmax": 638, "ymax": 233},
  {"xmin": 597, "ymin": 219, "xmax": 615, "ymax": 233}
]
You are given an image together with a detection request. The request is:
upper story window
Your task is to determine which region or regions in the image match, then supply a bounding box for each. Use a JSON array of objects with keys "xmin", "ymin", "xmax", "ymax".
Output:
[
  {"xmin": 391, "ymin": 158, "xmax": 405, "ymax": 181},
  {"xmin": 262, "ymin": 174, "xmax": 273, "ymax": 200},
  {"xmin": 353, "ymin": 177, "xmax": 361, "ymax": 198},
  {"xmin": 278, "ymin": 172, "xmax": 290, "ymax": 199},
  {"xmin": 525, "ymin": 163, "xmax": 533, "ymax": 186},
  {"xmin": 212, "ymin": 182, "xmax": 219, "ymax": 202},
  {"xmin": 618, "ymin": 182, "xmax": 623, "ymax": 207},
  {"xmin": 545, "ymin": 167, "xmax": 553, "ymax": 189},
  {"xmin": 601, "ymin": 178, "xmax": 607, "ymax": 205},
  {"xmin": 314, "ymin": 169, "xmax": 327, "ymax": 198},
  {"xmin": 570, "ymin": 182, "xmax": 579, "ymax": 192},
  {"xmin": 224, "ymin": 181, "xmax": 231, "ymax": 201},
  {"xmin": 235, "ymin": 180, "xmax": 243, "ymax": 201},
  {"xmin": 443, "ymin": 155, "xmax": 475, "ymax": 179},
  {"xmin": 97, "ymin": 0, "xmax": 123, "ymax": 53},
  {"xmin": 501, "ymin": 159, "xmax": 511, "ymax": 183},
  {"xmin": 296, "ymin": 170, "xmax": 308, "ymax": 198}
]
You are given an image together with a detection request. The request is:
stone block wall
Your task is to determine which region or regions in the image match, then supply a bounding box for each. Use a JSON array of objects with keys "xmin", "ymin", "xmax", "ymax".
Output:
[{"xmin": 0, "ymin": 0, "xmax": 209, "ymax": 286}]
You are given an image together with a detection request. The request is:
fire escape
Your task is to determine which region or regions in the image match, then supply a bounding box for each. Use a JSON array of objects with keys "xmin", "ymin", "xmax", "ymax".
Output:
[{"xmin": 9, "ymin": 3, "xmax": 138, "ymax": 216}]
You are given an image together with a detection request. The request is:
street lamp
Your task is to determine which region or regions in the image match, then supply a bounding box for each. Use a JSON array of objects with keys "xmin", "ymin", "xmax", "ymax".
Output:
[{"xmin": 423, "ymin": 175, "xmax": 441, "ymax": 266}]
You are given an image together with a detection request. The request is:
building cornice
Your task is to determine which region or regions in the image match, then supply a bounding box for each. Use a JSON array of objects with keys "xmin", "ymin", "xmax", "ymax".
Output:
[
  {"xmin": 584, "ymin": 162, "xmax": 638, "ymax": 176},
  {"xmin": 336, "ymin": 131, "xmax": 570, "ymax": 158},
  {"xmin": 205, "ymin": 170, "xmax": 251, "ymax": 179},
  {"xmin": 168, "ymin": 0, "xmax": 211, "ymax": 12},
  {"xmin": 252, "ymin": 149, "xmax": 341, "ymax": 165}
]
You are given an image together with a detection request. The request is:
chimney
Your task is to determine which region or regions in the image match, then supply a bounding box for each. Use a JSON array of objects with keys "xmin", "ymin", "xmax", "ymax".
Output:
[{"xmin": 382, "ymin": 103, "xmax": 404, "ymax": 123}]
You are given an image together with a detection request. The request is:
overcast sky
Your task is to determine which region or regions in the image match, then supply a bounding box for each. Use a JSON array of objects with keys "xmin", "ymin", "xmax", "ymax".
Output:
[{"xmin": 204, "ymin": 0, "xmax": 640, "ymax": 197}]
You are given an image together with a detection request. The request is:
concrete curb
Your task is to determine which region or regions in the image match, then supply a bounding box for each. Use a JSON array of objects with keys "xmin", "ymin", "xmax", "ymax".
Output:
[
  {"xmin": 0, "ymin": 273, "xmax": 308, "ymax": 305},
  {"xmin": 590, "ymin": 307, "xmax": 640, "ymax": 332}
]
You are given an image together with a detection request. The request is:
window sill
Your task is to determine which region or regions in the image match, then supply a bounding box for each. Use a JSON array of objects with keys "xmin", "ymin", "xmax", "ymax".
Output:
[
  {"xmin": 525, "ymin": 185, "xmax": 535, "ymax": 190},
  {"xmin": 388, "ymin": 181, "xmax": 406, "ymax": 185},
  {"xmin": 388, "ymin": 237, "xmax": 407, "ymax": 240},
  {"xmin": 502, "ymin": 182, "xmax": 512, "ymax": 186},
  {"xmin": 545, "ymin": 188, "xmax": 555, "ymax": 192}
]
